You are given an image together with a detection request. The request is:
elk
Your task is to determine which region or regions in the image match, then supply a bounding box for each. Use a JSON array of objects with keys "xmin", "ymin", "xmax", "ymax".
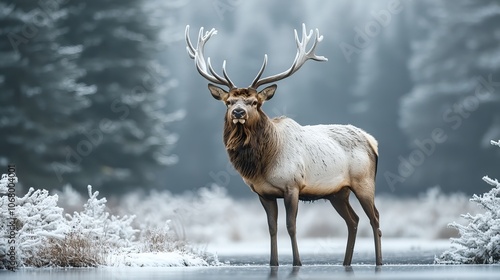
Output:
[{"xmin": 185, "ymin": 24, "xmax": 382, "ymax": 266}]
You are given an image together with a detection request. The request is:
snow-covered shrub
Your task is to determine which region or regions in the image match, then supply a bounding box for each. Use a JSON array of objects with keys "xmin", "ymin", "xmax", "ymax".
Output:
[
  {"xmin": 12, "ymin": 188, "xmax": 68, "ymax": 267},
  {"xmin": 0, "ymin": 183, "xmax": 141, "ymax": 267},
  {"xmin": 33, "ymin": 185, "xmax": 138, "ymax": 267},
  {"xmin": 437, "ymin": 140, "xmax": 500, "ymax": 264},
  {"xmin": 138, "ymin": 221, "xmax": 186, "ymax": 253},
  {"xmin": 1, "ymin": 181, "xmax": 216, "ymax": 268},
  {"xmin": 66, "ymin": 185, "xmax": 137, "ymax": 253},
  {"xmin": 1, "ymin": 175, "xmax": 68, "ymax": 268},
  {"xmin": 0, "ymin": 174, "xmax": 17, "ymax": 269}
]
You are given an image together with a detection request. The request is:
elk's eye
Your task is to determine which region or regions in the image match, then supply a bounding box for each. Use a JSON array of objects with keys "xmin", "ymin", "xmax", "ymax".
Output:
[
  {"xmin": 225, "ymin": 101, "xmax": 231, "ymax": 106},
  {"xmin": 252, "ymin": 100, "xmax": 258, "ymax": 106}
]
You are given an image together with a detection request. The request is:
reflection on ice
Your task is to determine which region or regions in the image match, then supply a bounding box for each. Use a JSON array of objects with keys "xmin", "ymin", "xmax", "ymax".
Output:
[
  {"xmin": 2, "ymin": 264, "xmax": 500, "ymax": 280},
  {"xmin": 1, "ymin": 243, "xmax": 498, "ymax": 280}
]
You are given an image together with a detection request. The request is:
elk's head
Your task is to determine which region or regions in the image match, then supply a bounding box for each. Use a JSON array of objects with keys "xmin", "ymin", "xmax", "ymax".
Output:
[
  {"xmin": 207, "ymin": 84, "xmax": 276, "ymax": 127},
  {"xmin": 185, "ymin": 24, "xmax": 327, "ymax": 128}
]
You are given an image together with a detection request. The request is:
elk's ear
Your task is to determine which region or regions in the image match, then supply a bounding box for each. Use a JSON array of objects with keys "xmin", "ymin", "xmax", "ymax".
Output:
[
  {"xmin": 208, "ymin": 84, "xmax": 228, "ymax": 101},
  {"xmin": 259, "ymin": 84, "xmax": 277, "ymax": 101}
]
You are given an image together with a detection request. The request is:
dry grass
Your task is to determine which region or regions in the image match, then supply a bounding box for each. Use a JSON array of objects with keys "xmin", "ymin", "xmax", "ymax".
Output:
[
  {"xmin": 34, "ymin": 232, "xmax": 105, "ymax": 267},
  {"xmin": 140, "ymin": 227, "xmax": 188, "ymax": 253}
]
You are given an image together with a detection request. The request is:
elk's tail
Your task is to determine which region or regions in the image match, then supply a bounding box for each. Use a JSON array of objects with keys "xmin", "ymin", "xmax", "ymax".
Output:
[
  {"xmin": 362, "ymin": 131, "xmax": 379, "ymax": 178},
  {"xmin": 362, "ymin": 131, "xmax": 378, "ymax": 156}
]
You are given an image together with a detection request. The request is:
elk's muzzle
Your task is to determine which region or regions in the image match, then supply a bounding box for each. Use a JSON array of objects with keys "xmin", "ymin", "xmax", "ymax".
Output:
[
  {"xmin": 232, "ymin": 107, "xmax": 246, "ymax": 118},
  {"xmin": 231, "ymin": 107, "xmax": 246, "ymax": 124}
]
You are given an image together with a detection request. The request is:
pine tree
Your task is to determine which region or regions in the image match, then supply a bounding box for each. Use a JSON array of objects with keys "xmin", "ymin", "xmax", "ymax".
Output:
[
  {"xmin": 54, "ymin": 0, "xmax": 182, "ymax": 194},
  {"xmin": 351, "ymin": 0, "xmax": 415, "ymax": 192},
  {"xmin": 399, "ymin": 0, "xmax": 500, "ymax": 192},
  {"xmin": 437, "ymin": 140, "xmax": 500, "ymax": 264},
  {"xmin": 0, "ymin": 1, "xmax": 95, "ymax": 189}
]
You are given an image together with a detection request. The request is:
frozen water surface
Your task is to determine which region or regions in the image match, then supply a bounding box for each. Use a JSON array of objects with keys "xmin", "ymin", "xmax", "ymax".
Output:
[
  {"xmin": 1, "ymin": 239, "xmax": 500, "ymax": 279},
  {"xmin": 2, "ymin": 263, "xmax": 500, "ymax": 280}
]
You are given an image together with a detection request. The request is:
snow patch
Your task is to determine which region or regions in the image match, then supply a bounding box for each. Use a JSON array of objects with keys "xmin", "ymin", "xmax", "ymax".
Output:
[{"xmin": 108, "ymin": 251, "xmax": 209, "ymax": 267}]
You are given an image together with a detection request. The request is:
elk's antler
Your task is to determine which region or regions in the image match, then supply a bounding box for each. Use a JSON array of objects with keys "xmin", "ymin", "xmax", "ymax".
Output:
[
  {"xmin": 185, "ymin": 25, "xmax": 235, "ymax": 89},
  {"xmin": 250, "ymin": 23, "xmax": 328, "ymax": 89}
]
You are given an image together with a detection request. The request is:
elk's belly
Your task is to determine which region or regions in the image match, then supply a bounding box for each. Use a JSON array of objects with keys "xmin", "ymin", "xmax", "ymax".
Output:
[
  {"xmin": 300, "ymin": 173, "xmax": 349, "ymax": 196},
  {"xmin": 261, "ymin": 153, "xmax": 352, "ymax": 199},
  {"xmin": 253, "ymin": 171, "xmax": 349, "ymax": 199}
]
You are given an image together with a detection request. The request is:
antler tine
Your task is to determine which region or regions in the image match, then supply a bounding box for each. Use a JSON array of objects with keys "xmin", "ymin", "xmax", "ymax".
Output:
[
  {"xmin": 250, "ymin": 23, "xmax": 328, "ymax": 89},
  {"xmin": 222, "ymin": 61, "xmax": 235, "ymax": 89},
  {"xmin": 185, "ymin": 25, "xmax": 236, "ymax": 89},
  {"xmin": 207, "ymin": 59, "xmax": 235, "ymax": 89},
  {"xmin": 185, "ymin": 25, "xmax": 196, "ymax": 59},
  {"xmin": 250, "ymin": 54, "xmax": 268, "ymax": 88}
]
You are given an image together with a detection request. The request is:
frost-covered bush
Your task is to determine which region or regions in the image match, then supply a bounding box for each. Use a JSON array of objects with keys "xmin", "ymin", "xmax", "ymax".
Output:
[
  {"xmin": 1, "ymin": 175, "xmax": 69, "ymax": 267},
  {"xmin": 0, "ymin": 174, "xmax": 17, "ymax": 269},
  {"xmin": 15, "ymin": 188, "xmax": 69, "ymax": 267},
  {"xmin": 437, "ymin": 140, "xmax": 500, "ymax": 264},
  {"xmin": 66, "ymin": 186, "xmax": 137, "ymax": 253},
  {"xmin": 1, "ymin": 181, "xmax": 207, "ymax": 268},
  {"xmin": 137, "ymin": 221, "xmax": 188, "ymax": 253},
  {"xmin": 36, "ymin": 185, "xmax": 138, "ymax": 267}
]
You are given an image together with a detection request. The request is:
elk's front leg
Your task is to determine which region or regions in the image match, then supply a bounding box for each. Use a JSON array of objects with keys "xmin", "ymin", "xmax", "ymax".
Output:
[
  {"xmin": 284, "ymin": 187, "xmax": 302, "ymax": 266},
  {"xmin": 259, "ymin": 195, "xmax": 279, "ymax": 266}
]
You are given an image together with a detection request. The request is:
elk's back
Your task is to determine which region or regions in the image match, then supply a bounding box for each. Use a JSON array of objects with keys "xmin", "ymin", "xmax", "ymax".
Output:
[{"xmin": 264, "ymin": 119, "xmax": 376, "ymax": 198}]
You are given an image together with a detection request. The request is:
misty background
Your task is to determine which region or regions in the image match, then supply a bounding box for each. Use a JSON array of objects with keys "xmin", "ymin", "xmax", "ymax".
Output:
[{"xmin": 1, "ymin": 0, "xmax": 499, "ymax": 198}]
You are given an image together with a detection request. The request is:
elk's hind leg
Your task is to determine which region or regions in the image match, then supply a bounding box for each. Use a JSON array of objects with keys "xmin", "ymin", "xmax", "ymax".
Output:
[
  {"xmin": 329, "ymin": 187, "xmax": 359, "ymax": 266},
  {"xmin": 352, "ymin": 180, "xmax": 382, "ymax": 266}
]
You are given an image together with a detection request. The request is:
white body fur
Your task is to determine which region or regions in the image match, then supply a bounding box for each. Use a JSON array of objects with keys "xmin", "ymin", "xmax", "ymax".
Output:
[{"xmin": 246, "ymin": 118, "xmax": 378, "ymax": 200}]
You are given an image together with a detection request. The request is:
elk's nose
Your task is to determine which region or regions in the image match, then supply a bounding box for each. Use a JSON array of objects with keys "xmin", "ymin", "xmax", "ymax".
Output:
[{"xmin": 232, "ymin": 107, "xmax": 246, "ymax": 118}]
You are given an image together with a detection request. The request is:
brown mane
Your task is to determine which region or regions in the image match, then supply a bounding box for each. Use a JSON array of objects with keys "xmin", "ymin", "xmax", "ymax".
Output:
[{"xmin": 223, "ymin": 111, "xmax": 280, "ymax": 180}]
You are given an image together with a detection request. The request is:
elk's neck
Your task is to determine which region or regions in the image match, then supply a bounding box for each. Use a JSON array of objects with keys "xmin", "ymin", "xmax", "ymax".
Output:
[{"xmin": 223, "ymin": 114, "xmax": 280, "ymax": 180}]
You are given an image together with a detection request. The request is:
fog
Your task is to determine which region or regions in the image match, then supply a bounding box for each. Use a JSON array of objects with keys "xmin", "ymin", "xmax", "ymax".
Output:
[
  {"xmin": 162, "ymin": 0, "xmax": 500, "ymax": 197},
  {"xmin": 1, "ymin": 0, "xmax": 499, "ymax": 197}
]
